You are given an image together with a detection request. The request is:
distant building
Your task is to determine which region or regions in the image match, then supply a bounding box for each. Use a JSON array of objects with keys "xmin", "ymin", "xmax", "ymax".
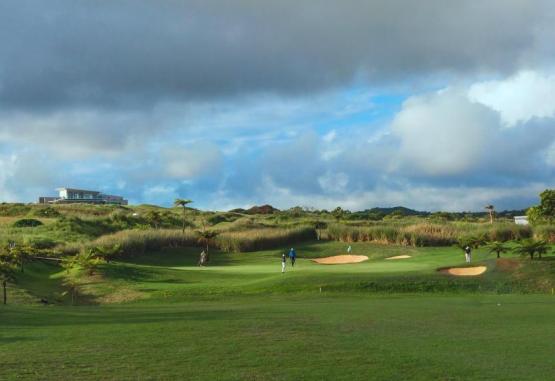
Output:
[
  {"xmin": 38, "ymin": 187, "xmax": 128, "ymax": 205},
  {"xmin": 514, "ymin": 216, "xmax": 529, "ymax": 225}
]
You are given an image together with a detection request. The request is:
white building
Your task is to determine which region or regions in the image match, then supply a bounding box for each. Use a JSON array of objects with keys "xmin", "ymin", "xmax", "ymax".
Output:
[
  {"xmin": 38, "ymin": 187, "xmax": 128, "ymax": 205},
  {"xmin": 514, "ymin": 216, "xmax": 529, "ymax": 225}
]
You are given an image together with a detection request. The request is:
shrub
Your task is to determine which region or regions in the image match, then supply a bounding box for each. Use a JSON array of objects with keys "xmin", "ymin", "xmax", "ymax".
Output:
[
  {"xmin": 24, "ymin": 237, "xmax": 57, "ymax": 249},
  {"xmin": 0, "ymin": 203, "xmax": 31, "ymax": 217},
  {"xmin": 31, "ymin": 207, "xmax": 61, "ymax": 218},
  {"xmin": 13, "ymin": 218, "xmax": 43, "ymax": 228},
  {"xmin": 534, "ymin": 225, "xmax": 555, "ymax": 243},
  {"xmin": 51, "ymin": 216, "xmax": 116, "ymax": 238}
]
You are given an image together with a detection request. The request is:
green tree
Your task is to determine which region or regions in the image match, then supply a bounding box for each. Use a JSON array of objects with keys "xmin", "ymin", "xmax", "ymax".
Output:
[
  {"xmin": 332, "ymin": 207, "xmax": 344, "ymax": 222},
  {"xmin": 486, "ymin": 241, "xmax": 509, "ymax": 259},
  {"xmin": 196, "ymin": 229, "xmax": 219, "ymax": 263},
  {"xmin": 0, "ymin": 250, "xmax": 17, "ymax": 305},
  {"xmin": 145, "ymin": 210, "xmax": 163, "ymax": 229},
  {"xmin": 174, "ymin": 199, "xmax": 193, "ymax": 233},
  {"xmin": 62, "ymin": 250, "xmax": 105, "ymax": 276},
  {"xmin": 527, "ymin": 189, "xmax": 555, "ymax": 224},
  {"xmin": 534, "ymin": 240, "xmax": 551, "ymax": 260},
  {"xmin": 314, "ymin": 221, "xmax": 327, "ymax": 241},
  {"xmin": 513, "ymin": 239, "xmax": 548, "ymax": 260},
  {"xmin": 89, "ymin": 244, "xmax": 122, "ymax": 262},
  {"xmin": 454, "ymin": 235, "xmax": 486, "ymax": 255},
  {"xmin": 10, "ymin": 244, "xmax": 33, "ymax": 273}
]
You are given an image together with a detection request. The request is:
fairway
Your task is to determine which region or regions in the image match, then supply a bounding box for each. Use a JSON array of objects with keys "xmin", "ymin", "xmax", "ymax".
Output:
[
  {"xmin": 2, "ymin": 294, "xmax": 555, "ymax": 380},
  {"xmin": 2, "ymin": 240, "xmax": 555, "ymax": 380}
]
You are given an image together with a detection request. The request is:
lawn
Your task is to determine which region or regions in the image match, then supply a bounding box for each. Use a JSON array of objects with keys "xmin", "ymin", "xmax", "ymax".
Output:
[
  {"xmin": 1, "ymin": 294, "xmax": 555, "ymax": 380},
  {"xmin": 1, "ymin": 240, "xmax": 555, "ymax": 380}
]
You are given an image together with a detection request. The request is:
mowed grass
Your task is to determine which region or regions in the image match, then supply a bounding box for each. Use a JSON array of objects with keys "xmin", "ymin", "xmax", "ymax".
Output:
[
  {"xmin": 2, "ymin": 240, "xmax": 555, "ymax": 380},
  {"xmin": 2, "ymin": 294, "xmax": 555, "ymax": 380},
  {"xmin": 91, "ymin": 240, "xmax": 554, "ymax": 299}
]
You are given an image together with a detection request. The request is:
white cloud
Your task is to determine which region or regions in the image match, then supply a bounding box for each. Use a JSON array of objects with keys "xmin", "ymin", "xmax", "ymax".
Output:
[
  {"xmin": 322, "ymin": 130, "xmax": 337, "ymax": 143},
  {"xmin": 142, "ymin": 185, "xmax": 178, "ymax": 205},
  {"xmin": 468, "ymin": 71, "xmax": 555, "ymax": 127},
  {"xmin": 318, "ymin": 171, "xmax": 349, "ymax": 194},
  {"xmin": 391, "ymin": 89, "xmax": 498, "ymax": 176},
  {"xmin": 163, "ymin": 143, "xmax": 223, "ymax": 179}
]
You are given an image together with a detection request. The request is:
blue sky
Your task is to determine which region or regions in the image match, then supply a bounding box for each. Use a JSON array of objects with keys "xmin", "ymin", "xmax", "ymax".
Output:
[{"xmin": 1, "ymin": 1, "xmax": 554, "ymax": 211}]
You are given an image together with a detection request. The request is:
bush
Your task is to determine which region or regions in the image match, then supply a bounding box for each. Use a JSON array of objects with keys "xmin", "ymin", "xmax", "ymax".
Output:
[
  {"xmin": 24, "ymin": 237, "xmax": 57, "ymax": 249},
  {"xmin": 31, "ymin": 207, "xmax": 61, "ymax": 218},
  {"xmin": 534, "ymin": 225, "xmax": 555, "ymax": 243},
  {"xmin": 51, "ymin": 216, "xmax": 116, "ymax": 238},
  {"xmin": 13, "ymin": 218, "xmax": 43, "ymax": 228},
  {"xmin": 0, "ymin": 203, "xmax": 31, "ymax": 216}
]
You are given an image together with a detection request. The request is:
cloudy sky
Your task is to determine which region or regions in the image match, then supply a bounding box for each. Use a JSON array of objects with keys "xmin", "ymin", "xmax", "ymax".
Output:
[{"xmin": 1, "ymin": 1, "xmax": 554, "ymax": 211}]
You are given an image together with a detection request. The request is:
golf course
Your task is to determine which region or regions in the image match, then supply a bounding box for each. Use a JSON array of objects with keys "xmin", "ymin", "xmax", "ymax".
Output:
[{"xmin": 2, "ymin": 228, "xmax": 555, "ymax": 380}]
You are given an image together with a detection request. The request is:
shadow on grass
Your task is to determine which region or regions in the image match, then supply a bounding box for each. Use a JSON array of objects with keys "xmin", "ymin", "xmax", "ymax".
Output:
[
  {"xmin": 118, "ymin": 247, "xmax": 237, "ymax": 268},
  {"xmin": 1, "ymin": 306, "xmax": 241, "ymax": 328}
]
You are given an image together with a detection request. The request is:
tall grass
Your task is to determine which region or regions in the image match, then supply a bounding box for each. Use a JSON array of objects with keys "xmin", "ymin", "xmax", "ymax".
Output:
[
  {"xmin": 87, "ymin": 226, "xmax": 316, "ymax": 256},
  {"xmin": 326, "ymin": 222, "xmax": 532, "ymax": 246},
  {"xmin": 90, "ymin": 229, "xmax": 198, "ymax": 256},
  {"xmin": 216, "ymin": 227, "xmax": 316, "ymax": 253}
]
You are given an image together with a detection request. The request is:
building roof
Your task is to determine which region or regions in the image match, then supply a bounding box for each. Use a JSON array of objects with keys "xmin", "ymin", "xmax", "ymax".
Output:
[{"xmin": 56, "ymin": 187, "xmax": 101, "ymax": 194}]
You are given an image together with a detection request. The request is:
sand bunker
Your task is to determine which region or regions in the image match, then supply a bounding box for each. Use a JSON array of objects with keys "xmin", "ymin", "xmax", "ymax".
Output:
[
  {"xmin": 385, "ymin": 255, "xmax": 412, "ymax": 260},
  {"xmin": 440, "ymin": 266, "xmax": 487, "ymax": 276},
  {"xmin": 312, "ymin": 255, "xmax": 369, "ymax": 264}
]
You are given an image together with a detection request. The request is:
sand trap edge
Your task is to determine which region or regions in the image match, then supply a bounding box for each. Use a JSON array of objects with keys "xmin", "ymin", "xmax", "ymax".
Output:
[
  {"xmin": 385, "ymin": 255, "xmax": 412, "ymax": 260},
  {"xmin": 438, "ymin": 266, "xmax": 487, "ymax": 276},
  {"xmin": 312, "ymin": 255, "xmax": 369, "ymax": 265}
]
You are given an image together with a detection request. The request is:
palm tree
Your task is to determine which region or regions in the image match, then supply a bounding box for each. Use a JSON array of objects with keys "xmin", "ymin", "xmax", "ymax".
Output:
[
  {"xmin": 534, "ymin": 240, "xmax": 551, "ymax": 260},
  {"xmin": 174, "ymin": 199, "xmax": 193, "ymax": 233},
  {"xmin": 196, "ymin": 228, "xmax": 219, "ymax": 263},
  {"xmin": 456, "ymin": 234, "xmax": 486, "ymax": 250},
  {"xmin": 332, "ymin": 207, "xmax": 344, "ymax": 222},
  {"xmin": 513, "ymin": 239, "xmax": 541, "ymax": 260},
  {"xmin": 486, "ymin": 241, "xmax": 509, "ymax": 259},
  {"xmin": 485, "ymin": 205, "xmax": 495, "ymax": 224},
  {"xmin": 314, "ymin": 221, "xmax": 327, "ymax": 240}
]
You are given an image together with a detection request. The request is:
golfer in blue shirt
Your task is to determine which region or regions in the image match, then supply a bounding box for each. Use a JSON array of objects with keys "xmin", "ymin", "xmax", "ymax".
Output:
[{"xmin": 288, "ymin": 248, "xmax": 297, "ymax": 267}]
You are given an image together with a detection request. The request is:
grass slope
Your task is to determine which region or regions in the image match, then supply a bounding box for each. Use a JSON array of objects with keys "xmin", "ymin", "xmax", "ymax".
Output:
[
  {"xmin": 2, "ymin": 240, "xmax": 555, "ymax": 380},
  {"xmin": 1, "ymin": 295, "xmax": 555, "ymax": 380}
]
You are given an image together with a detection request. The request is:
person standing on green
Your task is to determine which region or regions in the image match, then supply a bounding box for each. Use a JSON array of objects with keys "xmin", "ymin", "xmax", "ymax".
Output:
[{"xmin": 288, "ymin": 248, "xmax": 297, "ymax": 267}]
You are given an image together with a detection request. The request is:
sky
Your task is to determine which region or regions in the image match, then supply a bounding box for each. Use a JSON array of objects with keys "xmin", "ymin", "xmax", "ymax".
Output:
[{"xmin": 1, "ymin": 0, "xmax": 554, "ymax": 211}]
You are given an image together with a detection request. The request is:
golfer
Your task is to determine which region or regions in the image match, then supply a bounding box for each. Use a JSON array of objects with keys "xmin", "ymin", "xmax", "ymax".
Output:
[
  {"xmin": 281, "ymin": 253, "xmax": 287, "ymax": 273},
  {"xmin": 347, "ymin": 245, "xmax": 352, "ymax": 254},
  {"xmin": 198, "ymin": 250, "xmax": 207, "ymax": 266},
  {"xmin": 464, "ymin": 246, "xmax": 472, "ymax": 263},
  {"xmin": 289, "ymin": 248, "xmax": 297, "ymax": 267}
]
